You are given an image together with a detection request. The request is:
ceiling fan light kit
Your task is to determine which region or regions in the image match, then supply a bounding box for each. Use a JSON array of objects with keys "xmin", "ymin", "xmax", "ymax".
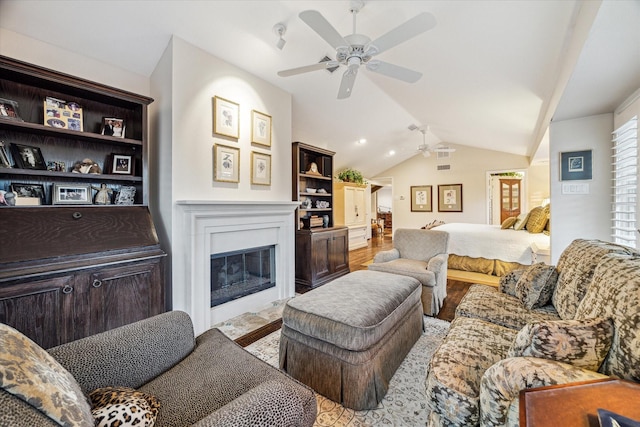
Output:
[
  {"xmin": 277, "ymin": 3, "xmax": 437, "ymax": 99},
  {"xmin": 273, "ymin": 23, "xmax": 287, "ymax": 50}
]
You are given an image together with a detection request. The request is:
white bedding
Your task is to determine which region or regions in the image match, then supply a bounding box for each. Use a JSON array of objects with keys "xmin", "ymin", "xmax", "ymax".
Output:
[{"xmin": 435, "ymin": 223, "xmax": 550, "ymax": 265}]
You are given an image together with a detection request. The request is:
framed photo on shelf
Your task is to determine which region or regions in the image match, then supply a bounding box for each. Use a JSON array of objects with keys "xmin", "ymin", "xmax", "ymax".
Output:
[
  {"xmin": 101, "ymin": 117, "xmax": 126, "ymax": 138},
  {"xmin": 109, "ymin": 154, "xmax": 133, "ymax": 175},
  {"xmin": 560, "ymin": 150, "xmax": 592, "ymax": 181},
  {"xmin": 0, "ymin": 97, "xmax": 23, "ymax": 121},
  {"xmin": 44, "ymin": 96, "xmax": 83, "ymax": 131},
  {"xmin": 10, "ymin": 143, "xmax": 47, "ymax": 170},
  {"xmin": 438, "ymin": 183, "xmax": 463, "ymax": 212},
  {"xmin": 214, "ymin": 144, "xmax": 240, "ymax": 183},
  {"xmin": 251, "ymin": 151, "xmax": 271, "ymax": 185},
  {"xmin": 53, "ymin": 183, "xmax": 92, "ymax": 205},
  {"xmin": 251, "ymin": 110, "xmax": 272, "ymax": 147},
  {"xmin": 411, "ymin": 185, "xmax": 432, "ymax": 212},
  {"xmin": 10, "ymin": 183, "xmax": 45, "ymax": 205},
  {"xmin": 213, "ymin": 96, "xmax": 240, "ymax": 139}
]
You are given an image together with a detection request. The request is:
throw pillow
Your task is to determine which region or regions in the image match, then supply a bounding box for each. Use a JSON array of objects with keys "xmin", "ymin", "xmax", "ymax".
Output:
[
  {"xmin": 514, "ymin": 211, "xmax": 531, "ymax": 231},
  {"xmin": 507, "ymin": 317, "xmax": 614, "ymax": 371},
  {"xmin": 515, "ymin": 262, "xmax": 558, "ymax": 309},
  {"xmin": 498, "ymin": 268, "xmax": 526, "ymax": 296},
  {"xmin": 501, "ymin": 216, "xmax": 517, "ymax": 229},
  {"xmin": 90, "ymin": 386, "xmax": 161, "ymax": 427},
  {"xmin": 0, "ymin": 323, "xmax": 94, "ymax": 426},
  {"xmin": 526, "ymin": 205, "xmax": 549, "ymax": 233}
]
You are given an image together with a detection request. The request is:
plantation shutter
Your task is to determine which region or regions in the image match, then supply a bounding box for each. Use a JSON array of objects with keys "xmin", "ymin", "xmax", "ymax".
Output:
[{"xmin": 611, "ymin": 116, "xmax": 638, "ymax": 247}]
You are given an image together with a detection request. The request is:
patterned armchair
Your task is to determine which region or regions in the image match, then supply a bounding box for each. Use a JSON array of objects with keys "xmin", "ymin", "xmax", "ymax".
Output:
[{"xmin": 368, "ymin": 228, "xmax": 449, "ymax": 315}]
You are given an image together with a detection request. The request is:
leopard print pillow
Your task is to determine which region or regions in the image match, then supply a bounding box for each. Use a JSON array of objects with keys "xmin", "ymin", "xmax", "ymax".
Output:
[{"xmin": 89, "ymin": 386, "xmax": 160, "ymax": 427}]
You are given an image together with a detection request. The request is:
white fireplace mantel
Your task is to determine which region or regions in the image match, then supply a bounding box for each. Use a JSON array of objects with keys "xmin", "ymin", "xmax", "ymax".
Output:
[{"xmin": 175, "ymin": 200, "xmax": 299, "ymax": 335}]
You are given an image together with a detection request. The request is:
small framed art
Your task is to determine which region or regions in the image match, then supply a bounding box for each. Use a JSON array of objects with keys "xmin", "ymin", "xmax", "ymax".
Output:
[
  {"xmin": 53, "ymin": 183, "xmax": 92, "ymax": 205},
  {"xmin": 251, "ymin": 110, "xmax": 272, "ymax": 147},
  {"xmin": 411, "ymin": 185, "xmax": 432, "ymax": 212},
  {"xmin": 101, "ymin": 117, "xmax": 125, "ymax": 138},
  {"xmin": 44, "ymin": 97, "xmax": 83, "ymax": 131},
  {"xmin": 11, "ymin": 183, "xmax": 46, "ymax": 205},
  {"xmin": 438, "ymin": 183, "xmax": 463, "ymax": 212},
  {"xmin": 560, "ymin": 150, "xmax": 592, "ymax": 181},
  {"xmin": 213, "ymin": 96, "xmax": 240, "ymax": 139},
  {"xmin": 10, "ymin": 143, "xmax": 47, "ymax": 170},
  {"xmin": 110, "ymin": 154, "xmax": 133, "ymax": 175},
  {"xmin": 0, "ymin": 98, "xmax": 23, "ymax": 121},
  {"xmin": 214, "ymin": 144, "xmax": 240, "ymax": 183},
  {"xmin": 251, "ymin": 151, "xmax": 271, "ymax": 185}
]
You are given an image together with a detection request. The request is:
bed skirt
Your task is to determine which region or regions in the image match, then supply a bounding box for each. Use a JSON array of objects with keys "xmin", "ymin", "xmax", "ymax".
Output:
[{"xmin": 448, "ymin": 254, "xmax": 525, "ymax": 277}]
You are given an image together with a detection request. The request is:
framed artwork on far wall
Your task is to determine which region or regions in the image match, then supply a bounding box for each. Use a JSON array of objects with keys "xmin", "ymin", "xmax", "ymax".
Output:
[
  {"xmin": 560, "ymin": 150, "xmax": 592, "ymax": 181},
  {"xmin": 251, "ymin": 151, "xmax": 271, "ymax": 185},
  {"xmin": 251, "ymin": 110, "xmax": 272, "ymax": 147},
  {"xmin": 411, "ymin": 185, "xmax": 432, "ymax": 212},
  {"xmin": 438, "ymin": 183, "xmax": 463, "ymax": 212},
  {"xmin": 213, "ymin": 96, "xmax": 240, "ymax": 139},
  {"xmin": 214, "ymin": 144, "xmax": 240, "ymax": 183}
]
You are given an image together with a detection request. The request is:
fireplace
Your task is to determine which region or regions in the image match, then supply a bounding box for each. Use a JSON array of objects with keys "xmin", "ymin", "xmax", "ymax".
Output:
[
  {"xmin": 176, "ymin": 200, "xmax": 299, "ymax": 335},
  {"xmin": 210, "ymin": 245, "xmax": 275, "ymax": 306}
]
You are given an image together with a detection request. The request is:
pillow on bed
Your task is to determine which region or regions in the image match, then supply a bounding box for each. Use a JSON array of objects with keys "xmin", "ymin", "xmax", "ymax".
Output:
[
  {"xmin": 501, "ymin": 216, "xmax": 518, "ymax": 229},
  {"xmin": 515, "ymin": 262, "xmax": 558, "ymax": 308},
  {"xmin": 526, "ymin": 205, "xmax": 550, "ymax": 233},
  {"xmin": 514, "ymin": 211, "xmax": 530, "ymax": 231}
]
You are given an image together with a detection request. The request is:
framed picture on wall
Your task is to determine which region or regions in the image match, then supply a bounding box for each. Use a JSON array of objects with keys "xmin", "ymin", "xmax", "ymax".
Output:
[
  {"xmin": 560, "ymin": 150, "xmax": 592, "ymax": 181},
  {"xmin": 213, "ymin": 96, "xmax": 240, "ymax": 139},
  {"xmin": 214, "ymin": 144, "xmax": 240, "ymax": 183},
  {"xmin": 411, "ymin": 185, "xmax": 432, "ymax": 212},
  {"xmin": 438, "ymin": 183, "xmax": 463, "ymax": 212},
  {"xmin": 251, "ymin": 110, "xmax": 272, "ymax": 147},
  {"xmin": 251, "ymin": 151, "xmax": 271, "ymax": 185}
]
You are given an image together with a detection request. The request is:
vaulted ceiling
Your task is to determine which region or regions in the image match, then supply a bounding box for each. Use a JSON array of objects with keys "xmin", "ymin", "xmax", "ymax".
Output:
[{"xmin": 1, "ymin": 0, "xmax": 638, "ymax": 177}]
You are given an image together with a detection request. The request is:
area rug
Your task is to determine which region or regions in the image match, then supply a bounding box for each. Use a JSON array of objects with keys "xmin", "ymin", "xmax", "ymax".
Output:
[{"xmin": 245, "ymin": 316, "xmax": 450, "ymax": 426}]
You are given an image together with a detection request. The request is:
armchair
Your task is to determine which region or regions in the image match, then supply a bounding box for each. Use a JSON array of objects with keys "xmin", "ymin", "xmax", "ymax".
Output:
[{"xmin": 368, "ymin": 228, "xmax": 449, "ymax": 315}]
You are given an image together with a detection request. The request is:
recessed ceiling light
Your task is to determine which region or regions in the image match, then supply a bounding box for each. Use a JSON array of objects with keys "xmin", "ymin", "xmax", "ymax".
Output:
[
  {"xmin": 358, "ymin": 138, "xmax": 366, "ymax": 144},
  {"xmin": 389, "ymin": 150, "xmax": 395, "ymax": 156}
]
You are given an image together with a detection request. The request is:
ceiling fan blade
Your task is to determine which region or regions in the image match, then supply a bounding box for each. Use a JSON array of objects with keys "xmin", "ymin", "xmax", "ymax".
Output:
[
  {"xmin": 366, "ymin": 60, "xmax": 422, "ymax": 83},
  {"xmin": 367, "ymin": 12, "xmax": 436, "ymax": 56},
  {"xmin": 337, "ymin": 68, "xmax": 358, "ymax": 99},
  {"xmin": 278, "ymin": 61, "xmax": 340, "ymax": 77},
  {"xmin": 434, "ymin": 148, "xmax": 456, "ymax": 153},
  {"xmin": 299, "ymin": 10, "xmax": 349, "ymax": 50}
]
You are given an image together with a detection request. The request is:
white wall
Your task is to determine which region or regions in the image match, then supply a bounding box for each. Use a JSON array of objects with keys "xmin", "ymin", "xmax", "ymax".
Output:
[
  {"xmin": 150, "ymin": 36, "xmax": 292, "ymax": 312},
  {"xmin": 549, "ymin": 113, "xmax": 613, "ymax": 262},
  {"xmin": 374, "ymin": 146, "xmax": 533, "ymax": 232},
  {"xmin": 0, "ymin": 28, "xmax": 149, "ymax": 96}
]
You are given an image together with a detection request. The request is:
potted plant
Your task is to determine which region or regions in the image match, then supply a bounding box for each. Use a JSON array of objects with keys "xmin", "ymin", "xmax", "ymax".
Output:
[{"xmin": 336, "ymin": 168, "xmax": 366, "ymax": 185}]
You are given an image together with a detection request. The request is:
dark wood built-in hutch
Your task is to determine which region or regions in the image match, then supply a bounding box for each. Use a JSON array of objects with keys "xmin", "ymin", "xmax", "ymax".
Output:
[
  {"xmin": 292, "ymin": 142, "xmax": 349, "ymax": 290},
  {"xmin": 0, "ymin": 56, "xmax": 165, "ymax": 348}
]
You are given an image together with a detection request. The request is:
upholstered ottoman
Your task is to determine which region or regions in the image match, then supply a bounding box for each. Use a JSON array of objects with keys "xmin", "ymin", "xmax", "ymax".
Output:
[{"xmin": 279, "ymin": 270, "xmax": 424, "ymax": 410}]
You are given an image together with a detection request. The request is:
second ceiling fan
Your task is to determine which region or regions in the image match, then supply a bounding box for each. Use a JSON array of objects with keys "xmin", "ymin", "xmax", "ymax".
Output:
[{"xmin": 278, "ymin": 2, "xmax": 436, "ymax": 99}]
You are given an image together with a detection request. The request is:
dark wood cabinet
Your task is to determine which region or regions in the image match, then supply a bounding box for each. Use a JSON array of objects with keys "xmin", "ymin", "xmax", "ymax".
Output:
[
  {"xmin": 292, "ymin": 142, "xmax": 349, "ymax": 290},
  {"xmin": 295, "ymin": 227, "xmax": 349, "ymax": 289},
  {"xmin": 0, "ymin": 57, "xmax": 165, "ymax": 348},
  {"xmin": 0, "ymin": 206, "xmax": 165, "ymax": 348}
]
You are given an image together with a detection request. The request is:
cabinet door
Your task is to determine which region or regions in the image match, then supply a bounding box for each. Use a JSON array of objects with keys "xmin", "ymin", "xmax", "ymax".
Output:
[
  {"xmin": 344, "ymin": 187, "xmax": 366, "ymax": 225},
  {"xmin": 500, "ymin": 179, "xmax": 521, "ymax": 223},
  {"xmin": 78, "ymin": 261, "xmax": 163, "ymax": 339},
  {"xmin": 330, "ymin": 229, "xmax": 349, "ymax": 273},
  {"xmin": 311, "ymin": 232, "xmax": 333, "ymax": 282},
  {"xmin": 0, "ymin": 276, "xmax": 75, "ymax": 348}
]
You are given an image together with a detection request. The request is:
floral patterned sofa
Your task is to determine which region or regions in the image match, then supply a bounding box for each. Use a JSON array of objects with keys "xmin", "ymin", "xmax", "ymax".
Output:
[{"xmin": 426, "ymin": 239, "xmax": 640, "ymax": 426}]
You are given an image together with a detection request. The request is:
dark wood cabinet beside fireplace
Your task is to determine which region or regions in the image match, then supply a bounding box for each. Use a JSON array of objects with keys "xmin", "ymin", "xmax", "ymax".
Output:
[
  {"xmin": 0, "ymin": 206, "xmax": 166, "ymax": 349},
  {"xmin": 292, "ymin": 142, "xmax": 349, "ymax": 290}
]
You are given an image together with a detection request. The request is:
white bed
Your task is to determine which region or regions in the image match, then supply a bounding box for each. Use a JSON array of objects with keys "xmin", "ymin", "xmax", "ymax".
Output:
[{"xmin": 435, "ymin": 223, "xmax": 550, "ymax": 274}]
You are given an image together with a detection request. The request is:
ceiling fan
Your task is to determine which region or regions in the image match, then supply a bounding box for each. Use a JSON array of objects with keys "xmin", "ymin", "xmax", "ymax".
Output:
[
  {"xmin": 277, "ymin": 1, "xmax": 436, "ymax": 99},
  {"xmin": 410, "ymin": 125, "xmax": 456, "ymax": 158}
]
